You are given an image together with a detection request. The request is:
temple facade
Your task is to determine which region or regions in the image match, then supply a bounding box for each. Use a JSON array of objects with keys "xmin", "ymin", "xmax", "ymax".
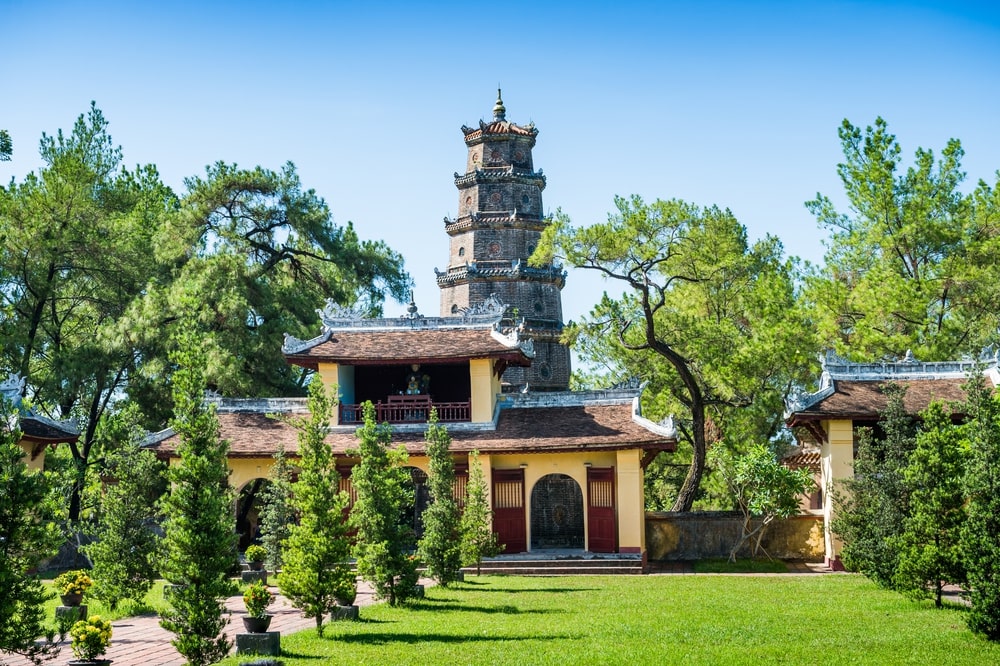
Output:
[{"xmin": 436, "ymin": 91, "xmax": 571, "ymax": 391}]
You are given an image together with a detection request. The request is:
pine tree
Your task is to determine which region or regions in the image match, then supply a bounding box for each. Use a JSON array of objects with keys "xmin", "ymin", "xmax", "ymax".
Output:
[
  {"xmin": 278, "ymin": 381, "xmax": 350, "ymax": 635},
  {"xmin": 417, "ymin": 410, "xmax": 462, "ymax": 586},
  {"xmin": 0, "ymin": 397, "xmax": 61, "ymax": 665},
  {"xmin": 833, "ymin": 382, "xmax": 916, "ymax": 587},
  {"xmin": 352, "ymin": 401, "xmax": 418, "ymax": 606},
  {"xmin": 962, "ymin": 372, "xmax": 1000, "ymax": 638},
  {"xmin": 460, "ymin": 450, "xmax": 502, "ymax": 575},
  {"xmin": 83, "ymin": 410, "xmax": 164, "ymax": 612},
  {"xmin": 258, "ymin": 442, "xmax": 294, "ymax": 573},
  {"xmin": 158, "ymin": 324, "xmax": 237, "ymax": 665},
  {"xmin": 894, "ymin": 401, "xmax": 966, "ymax": 606}
]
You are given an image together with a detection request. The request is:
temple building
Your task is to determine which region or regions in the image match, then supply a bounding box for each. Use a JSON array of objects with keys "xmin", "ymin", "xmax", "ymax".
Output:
[
  {"xmin": 2, "ymin": 373, "xmax": 79, "ymax": 471},
  {"xmin": 143, "ymin": 94, "xmax": 678, "ymax": 563},
  {"xmin": 785, "ymin": 351, "xmax": 998, "ymax": 569}
]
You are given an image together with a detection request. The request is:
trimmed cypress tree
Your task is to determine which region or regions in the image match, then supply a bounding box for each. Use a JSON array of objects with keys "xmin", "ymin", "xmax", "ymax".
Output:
[
  {"xmin": 417, "ymin": 410, "xmax": 462, "ymax": 586},
  {"xmin": 352, "ymin": 401, "xmax": 418, "ymax": 606},
  {"xmin": 460, "ymin": 450, "xmax": 502, "ymax": 575},
  {"xmin": 962, "ymin": 372, "xmax": 1000, "ymax": 638},
  {"xmin": 258, "ymin": 442, "xmax": 294, "ymax": 573},
  {"xmin": 83, "ymin": 413, "xmax": 165, "ymax": 612},
  {"xmin": 279, "ymin": 380, "xmax": 351, "ymax": 635},
  {"xmin": 0, "ymin": 397, "xmax": 61, "ymax": 665},
  {"xmin": 894, "ymin": 401, "xmax": 966, "ymax": 606},
  {"xmin": 158, "ymin": 326, "xmax": 237, "ymax": 665}
]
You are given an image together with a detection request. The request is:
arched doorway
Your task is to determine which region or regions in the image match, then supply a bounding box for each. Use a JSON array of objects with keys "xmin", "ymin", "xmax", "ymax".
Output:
[
  {"xmin": 236, "ymin": 478, "xmax": 271, "ymax": 551},
  {"xmin": 530, "ymin": 474, "xmax": 584, "ymax": 549},
  {"xmin": 401, "ymin": 466, "xmax": 430, "ymax": 545}
]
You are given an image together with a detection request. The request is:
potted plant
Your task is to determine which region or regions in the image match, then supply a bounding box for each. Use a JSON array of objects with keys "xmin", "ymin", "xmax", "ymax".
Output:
[
  {"xmin": 242, "ymin": 580, "xmax": 273, "ymax": 633},
  {"xmin": 68, "ymin": 614, "xmax": 112, "ymax": 665},
  {"xmin": 55, "ymin": 570, "xmax": 93, "ymax": 607},
  {"xmin": 244, "ymin": 544, "xmax": 267, "ymax": 572}
]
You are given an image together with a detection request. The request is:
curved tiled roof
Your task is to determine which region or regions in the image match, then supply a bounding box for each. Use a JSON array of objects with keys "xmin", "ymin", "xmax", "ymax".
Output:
[
  {"xmin": 462, "ymin": 120, "xmax": 538, "ymax": 143},
  {"xmin": 143, "ymin": 402, "xmax": 676, "ymax": 459},
  {"xmin": 788, "ymin": 378, "xmax": 969, "ymax": 422}
]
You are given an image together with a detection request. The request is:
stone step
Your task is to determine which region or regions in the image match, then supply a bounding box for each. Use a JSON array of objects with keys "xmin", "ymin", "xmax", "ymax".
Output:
[
  {"xmin": 462, "ymin": 565, "xmax": 642, "ymax": 575},
  {"xmin": 462, "ymin": 558, "xmax": 643, "ymax": 575}
]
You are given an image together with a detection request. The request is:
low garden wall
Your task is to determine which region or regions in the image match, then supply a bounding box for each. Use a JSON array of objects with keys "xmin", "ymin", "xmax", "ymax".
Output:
[{"xmin": 645, "ymin": 511, "xmax": 824, "ymax": 561}]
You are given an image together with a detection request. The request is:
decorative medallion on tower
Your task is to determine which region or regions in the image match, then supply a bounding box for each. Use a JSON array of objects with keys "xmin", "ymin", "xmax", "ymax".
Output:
[{"xmin": 435, "ymin": 90, "xmax": 571, "ymax": 391}]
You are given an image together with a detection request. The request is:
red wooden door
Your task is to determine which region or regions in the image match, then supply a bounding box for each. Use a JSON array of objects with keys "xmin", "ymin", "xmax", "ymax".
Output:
[
  {"xmin": 587, "ymin": 467, "xmax": 617, "ymax": 553},
  {"xmin": 492, "ymin": 468, "xmax": 527, "ymax": 553}
]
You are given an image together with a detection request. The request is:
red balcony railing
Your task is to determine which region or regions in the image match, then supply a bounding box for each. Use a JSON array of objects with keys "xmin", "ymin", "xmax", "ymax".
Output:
[{"xmin": 339, "ymin": 395, "xmax": 471, "ymax": 424}]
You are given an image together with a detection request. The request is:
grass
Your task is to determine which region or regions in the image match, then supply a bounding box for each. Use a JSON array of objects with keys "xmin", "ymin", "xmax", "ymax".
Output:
[
  {"xmin": 692, "ymin": 558, "xmax": 789, "ymax": 573},
  {"xmin": 218, "ymin": 574, "xmax": 999, "ymax": 665},
  {"xmin": 41, "ymin": 579, "xmax": 171, "ymax": 632}
]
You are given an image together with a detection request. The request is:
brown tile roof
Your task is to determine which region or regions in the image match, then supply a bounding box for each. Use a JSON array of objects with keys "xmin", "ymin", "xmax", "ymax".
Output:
[
  {"xmin": 19, "ymin": 415, "xmax": 80, "ymax": 444},
  {"xmin": 783, "ymin": 451, "xmax": 821, "ymax": 472},
  {"xmin": 145, "ymin": 404, "xmax": 676, "ymax": 459},
  {"xmin": 790, "ymin": 378, "xmax": 969, "ymax": 422},
  {"xmin": 285, "ymin": 328, "xmax": 531, "ymax": 369},
  {"xmin": 462, "ymin": 121, "xmax": 537, "ymax": 142}
]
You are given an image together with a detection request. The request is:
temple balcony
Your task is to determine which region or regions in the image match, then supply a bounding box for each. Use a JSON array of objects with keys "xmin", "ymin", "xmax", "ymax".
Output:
[{"xmin": 339, "ymin": 395, "xmax": 471, "ymax": 425}]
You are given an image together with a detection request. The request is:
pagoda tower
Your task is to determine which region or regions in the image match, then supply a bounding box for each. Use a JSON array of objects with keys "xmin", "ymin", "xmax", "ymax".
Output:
[{"xmin": 436, "ymin": 91, "xmax": 570, "ymax": 391}]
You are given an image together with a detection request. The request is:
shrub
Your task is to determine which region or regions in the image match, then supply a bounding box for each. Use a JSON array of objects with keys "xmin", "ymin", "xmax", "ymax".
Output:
[
  {"xmin": 244, "ymin": 545, "xmax": 267, "ymax": 564},
  {"xmin": 70, "ymin": 615, "xmax": 112, "ymax": 661},
  {"xmin": 55, "ymin": 570, "xmax": 94, "ymax": 596},
  {"xmin": 243, "ymin": 581, "xmax": 273, "ymax": 619}
]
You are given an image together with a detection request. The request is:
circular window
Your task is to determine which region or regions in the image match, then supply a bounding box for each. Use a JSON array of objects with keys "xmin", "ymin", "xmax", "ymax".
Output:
[
  {"xmin": 521, "ymin": 194, "xmax": 530, "ymax": 205},
  {"xmin": 487, "ymin": 241, "xmax": 502, "ymax": 258},
  {"xmin": 514, "ymin": 149, "xmax": 525, "ymax": 161},
  {"xmin": 451, "ymin": 304, "xmax": 459, "ymax": 314},
  {"xmin": 490, "ymin": 191, "xmax": 502, "ymax": 204},
  {"xmin": 472, "ymin": 152, "xmax": 480, "ymax": 163},
  {"xmin": 458, "ymin": 247, "xmax": 465, "ymax": 257},
  {"xmin": 533, "ymin": 301, "xmax": 544, "ymax": 314},
  {"xmin": 527, "ymin": 243, "xmax": 536, "ymax": 255},
  {"xmin": 465, "ymin": 195, "xmax": 472, "ymax": 206},
  {"xmin": 538, "ymin": 362, "xmax": 552, "ymax": 380},
  {"xmin": 490, "ymin": 149, "xmax": 502, "ymax": 161}
]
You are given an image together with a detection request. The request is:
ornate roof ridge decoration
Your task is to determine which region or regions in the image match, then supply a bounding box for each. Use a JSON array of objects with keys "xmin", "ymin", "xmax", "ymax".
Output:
[
  {"xmin": 453, "ymin": 168, "xmax": 546, "ymax": 188},
  {"xmin": 606, "ymin": 376, "xmax": 643, "ymax": 391},
  {"xmin": 821, "ymin": 348, "xmax": 998, "ymax": 380},
  {"xmin": 490, "ymin": 326, "xmax": 535, "ymax": 358},
  {"xmin": 459, "ymin": 293, "xmax": 506, "ymax": 318},
  {"xmin": 434, "ymin": 261, "xmax": 566, "ymax": 288},
  {"xmin": 207, "ymin": 396, "xmax": 311, "ymax": 414},
  {"xmin": 318, "ymin": 300, "xmax": 369, "ymax": 326},
  {"xmin": 1, "ymin": 373, "xmax": 25, "ymax": 409},
  {"xmin": 282, "ymin": 330, "xmax": 333, "ymax": 355},
  {"xmin": 1, "ymin": 373, "xmax": 79, "ymax": 435},
  {"xmin": 498, "ymin": 386, "xmax": 645, "ymax": 409}
]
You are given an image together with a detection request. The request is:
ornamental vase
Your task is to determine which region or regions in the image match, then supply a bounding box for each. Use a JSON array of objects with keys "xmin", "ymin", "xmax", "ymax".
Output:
[{"xmin": 242, "ymin": 615, "xmax": 273, "ymax": 633}]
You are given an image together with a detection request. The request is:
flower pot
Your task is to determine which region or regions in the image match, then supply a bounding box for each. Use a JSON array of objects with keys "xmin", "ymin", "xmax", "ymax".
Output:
[
  {"xmin": 242, "ymin": 615, "xmax": 273, "ymax": 633},
  {"xmin": 67, "ymin": 660, "xmax": 112, "ymax": 666},
  {"xmin": 247, "ymin": 561, "xmax": 264, "ymax": 571},
  {"xmin": 60, "ymin": 593, "xmax": 84, "ymax": 607}
]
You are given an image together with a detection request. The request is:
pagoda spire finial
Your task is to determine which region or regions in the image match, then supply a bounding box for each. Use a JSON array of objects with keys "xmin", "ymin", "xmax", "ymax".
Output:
[{"xmin": 493, "ymin": 87, "xmax": 506, "ymax": 121}]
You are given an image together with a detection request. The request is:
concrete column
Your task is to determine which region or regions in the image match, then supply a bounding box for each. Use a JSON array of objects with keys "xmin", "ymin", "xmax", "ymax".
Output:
[
  {"xmin": 822, "ymin": 419, "xmax": 854, "ymax": 569},
  {"xmin": 469, "ymin": 359, "xmax": 495, "ymax": 423},
  {"xmin": 616, "ymin": 449, "xmax": 644, "ymax": 555}
]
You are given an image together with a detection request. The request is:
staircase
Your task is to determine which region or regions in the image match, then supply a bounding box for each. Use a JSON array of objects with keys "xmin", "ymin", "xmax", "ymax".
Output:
[{"xmin": 461, "ymin": 551, "xmax": 644, "ymax": 576}]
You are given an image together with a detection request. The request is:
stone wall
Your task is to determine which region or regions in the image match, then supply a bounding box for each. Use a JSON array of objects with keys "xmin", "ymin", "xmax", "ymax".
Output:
[{"xmin": 645, "ymin": 511, "xmax": 825, "ymax": 561}]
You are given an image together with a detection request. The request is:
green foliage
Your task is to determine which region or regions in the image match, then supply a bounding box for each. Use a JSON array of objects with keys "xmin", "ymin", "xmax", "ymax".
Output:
[
  {"xmin": 0, "ymin": 103, "xmax": 177, "ymax": 520},
  {"xmin": 351, "ymin": 401, "xmax": 419, "ymax": 606},
  {"xmin": 833, "ymin": 383, "xmax": 916, "ymax": 587},
  {"xmin": 961, "ymin": 373, "xmax": 1000, "ymax": 639},
  {"xmin": 69, "ymin": 614, "xmax": 112, "ymax": 661},
  {"xmin": 894, "ymin": 401, "xmax": 966, "ymax": 606},
  {"xmin": 0, "ymin": 129, "xmax": 11, "ymax": 161},
  {"xmin": 158, "ymin": 322, "xmax": 237, "ymax": 665},
  {"xmin": 0, "ymin": 399, "xmax": 61, "ymax": 665},
  {"xmin": 805, "ymin": 117, "xmax": 1000, "ymax": 361},
  {"xmin": 83, "ymin": 408, "xmax": 164, "ymax": 612},
  {"xmin": 460, "ymin": 451, "xmax": 502, "ymax": 575},
  {"xmin": 242, "ymin": 581, "xmax": 273, "ymax": 619},
  {"xmin": 417, "ymin": 410, "xmax": 462, "ymax": 587},
  {"xmin": 534, "ymin": 196, "xmax": 816, "ymax": 511},
  {"xmin": 278, "ymin": 380, "xmax": 351, "ymax": 635},
  {"xmin": 258, "ymin": 443, "xmax": 294, "ymax": 572},
  {"xmin": 711, "ymin": 443, "xmax": 814, "ymax": 562}
]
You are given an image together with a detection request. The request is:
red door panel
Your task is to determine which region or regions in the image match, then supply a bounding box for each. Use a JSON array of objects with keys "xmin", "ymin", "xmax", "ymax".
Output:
[
  {"xmin": 492, "ymin": 468, "xmax": 526, "ymax": 553},
  {"xmin": 587, "ymin": 467, "xmax": 617, "ymax": 553}
]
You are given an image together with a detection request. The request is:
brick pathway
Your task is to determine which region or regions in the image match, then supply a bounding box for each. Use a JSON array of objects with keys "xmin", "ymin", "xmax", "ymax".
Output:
[{"xmin": 6, "ymin": 579, "xmax": 401, "ymax": 666}]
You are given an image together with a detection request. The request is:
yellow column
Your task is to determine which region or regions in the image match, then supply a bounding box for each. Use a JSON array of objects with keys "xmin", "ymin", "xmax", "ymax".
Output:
[
  {"xmin": 469, "ymin": 359, "xmax": 495, "ymax": 423},
  {"xmin": 19, "ymin": 443, "xmax": 45, "ymax": 471},
  {"xmin": 616, "ymin": 449, "xmax": 644, "ymax": 554},
  {"xmin": 316, "ymin": 362, "xmax": 340, "ymax": 425},
  {"xmin": 822, "ymin": 419, "xmax": 854, "ymax": 568}
]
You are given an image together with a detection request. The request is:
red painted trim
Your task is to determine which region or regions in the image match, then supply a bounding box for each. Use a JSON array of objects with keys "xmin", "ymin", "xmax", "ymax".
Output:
[
  {"xmin": 619, "ymin": 546, "xmax": 641, "ymax": 554},
  {"xmin": 825, "ymin": 556, "xmax": 846, "ymax": 571}
]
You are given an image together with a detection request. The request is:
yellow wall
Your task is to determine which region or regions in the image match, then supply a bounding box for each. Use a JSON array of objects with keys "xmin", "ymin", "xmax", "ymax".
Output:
[
  {"xmin": 18, "ymin": 441, "xmax": 45, "ymax": 471},
  {"xmin": 317, "ymin": 362, "xmax": 340, "ymax": 425},
  {"xmin": 822, "ymin": 419, "xmax": 854, "ymax": 566},
  {"xmin": 615, "ymin": 449, "xmax": 644, "ymax": 554},
  {"xmin": 469, "ymin": 359, "xmax": 496, "ymax": 423}
]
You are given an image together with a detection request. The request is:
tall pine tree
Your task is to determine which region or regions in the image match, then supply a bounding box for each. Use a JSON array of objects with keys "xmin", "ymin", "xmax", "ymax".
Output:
[
  {"xmin": 352, "ymin": 401, "xmax": 418, "ymax": 606},
  {"xmin": 279, "ymin": 381, "xmax": 350, "ymax": 635},
  {"xmin": 460, "ymin": 450, "xmax": 502, "ymax": 575},
  {"xmin": 258, "ymin": 442, "xmax": 294, "ymax": 573},
  {"xmin": 158, "ymin": 321, "xmax": 237, "ymax": 665},
  {"xmin": 417, "ymin": 410, "xmax": 462, "ymax": 586}
]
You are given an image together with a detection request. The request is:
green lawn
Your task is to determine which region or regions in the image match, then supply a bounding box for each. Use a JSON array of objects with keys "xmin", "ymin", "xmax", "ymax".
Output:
[
  {"xmin": 219, "ymin": 575, "xmax": 998, "ymax": 665},
  {"xmin": 41, "ymin": 579, "xmax": 171, "ymax": 631}
]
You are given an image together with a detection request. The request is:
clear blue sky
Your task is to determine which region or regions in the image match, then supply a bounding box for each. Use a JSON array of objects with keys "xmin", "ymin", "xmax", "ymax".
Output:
[{"xmin": 5, "ymin": 1, "xmax": 1000, "ymax": 327}]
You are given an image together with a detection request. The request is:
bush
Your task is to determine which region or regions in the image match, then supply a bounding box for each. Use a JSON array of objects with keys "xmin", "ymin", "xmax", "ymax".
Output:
[
  {"xmin": 243, "ymin": 581, "xmax": 273, "ymax": 619},
  {"xmin": 70, "ymin": 615, "xmax": 113, "ymax": 661},
  {"xmin": 55, "ymin": 570, "xmax": 94, "ymax": 596},
  {"xmin": 244, "ymin": 545, "xmax": 267, "ymax": 564}
]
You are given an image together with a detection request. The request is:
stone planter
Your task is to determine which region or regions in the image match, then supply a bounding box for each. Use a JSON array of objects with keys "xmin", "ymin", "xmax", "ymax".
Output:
[
  {"xmin": 240, "ymin": 570, "xmax": 268, "ymax": 584},
  {"xmin": 331, "ymin": 604, "xmax": 359, "ymax": 621},
  {"xmin": 67, "ymin": 660, "xmax": 112, "ymax": 666},
  {"xmin": 412, "ymin": 584, "xmax": 425, "ymax": 599},
  {"xmin": 242, "ymin": 615, "xmax": 273, "ymax": 633},
  {"xmin": 60, "ymin": 593, "xmax": 84, "ymax": 607},
  {"xmin": 55, "ymin": 604, "xmax": 87, "ymax": 625},
  {"xmin": 235, "ymin": 631, "xmax": 280, "ymax": 656},
  {"xmin": 247, "ymin": 561, "xmax": 264, "ymax": 572}
]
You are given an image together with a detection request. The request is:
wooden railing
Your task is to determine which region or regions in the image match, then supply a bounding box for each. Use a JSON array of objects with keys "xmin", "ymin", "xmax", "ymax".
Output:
[{"xmin": 339, "ymin": 396, "xmax": 471, "ymax": 424}]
